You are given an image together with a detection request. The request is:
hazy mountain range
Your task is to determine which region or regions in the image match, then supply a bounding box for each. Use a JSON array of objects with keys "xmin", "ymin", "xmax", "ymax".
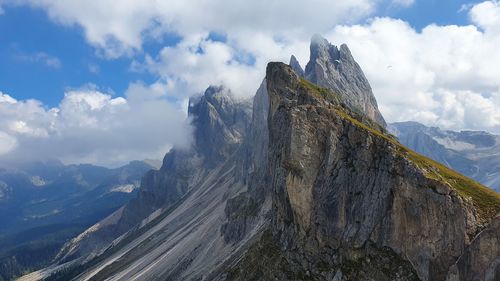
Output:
[
  {"xmin": 0, "ymin": 160, "xmax": 155, "ymax": 280},
  {"xmin": 390, "ymin": 122, "xmax": 500, "ymax": 192}
]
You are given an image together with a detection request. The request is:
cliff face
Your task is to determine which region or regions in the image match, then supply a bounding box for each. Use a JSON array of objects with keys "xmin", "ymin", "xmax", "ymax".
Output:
[
  {"xmin": 446, "ymin": 217, "xmax": 500, "ymax": 281},
  {"xmin": 228, "ymin": 63, "xmax": 500, "ymax": 281}
]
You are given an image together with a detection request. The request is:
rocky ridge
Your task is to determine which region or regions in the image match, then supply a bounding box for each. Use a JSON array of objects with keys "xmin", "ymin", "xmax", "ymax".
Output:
[
  {"xmin": 225, "ymin": 62, "xmax": 499, "ymax": 281},
  {"xmin": 390, "ymin": 121, "xmax": 500, "ymax": 192}
]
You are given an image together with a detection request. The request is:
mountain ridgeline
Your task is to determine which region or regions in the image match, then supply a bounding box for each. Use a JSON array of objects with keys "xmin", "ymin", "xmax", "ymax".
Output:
[
  {"xmin": 0, "ymin": 160, "xmax": 154, "ymax": 281},
  {"xmin": 390, "ymin": 121, "xmax": 500, "ymax": 192},
  {"xmin": 20, "ymin": 35, "xmax": 499, "ymax": 281}
]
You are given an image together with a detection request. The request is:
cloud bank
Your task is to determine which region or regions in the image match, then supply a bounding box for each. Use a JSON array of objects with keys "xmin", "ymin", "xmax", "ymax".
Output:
[
  {"xmin": 2, "ymin": 0, "xmax": 500, "ymax": 166},
  {"xmin": 326, "ymin": 3, "xmax": 500, "ymax": 132},
  {"xmin": 0, "ymin": 86, "xmax": 191, "ymax": 167},
  {"xmin": 130, "ymin": 0, "xmax": 500, "ymax": 133},
  {"xmin": 13, "ymin": 0, "xmax": 376, "ymax": 58}
]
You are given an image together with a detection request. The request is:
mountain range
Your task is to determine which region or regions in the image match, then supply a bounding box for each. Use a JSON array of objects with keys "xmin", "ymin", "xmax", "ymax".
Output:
[
  {"xmin": 390, "ymin": 122, "xmax": 500, "ymax": 192},
  {"xmin": 17, "ymin": 35, "xmax": 500, "ymax": 281},
  {"xmin": 0, "ymin": 160, "xmax": 155, "ymax": 281}
]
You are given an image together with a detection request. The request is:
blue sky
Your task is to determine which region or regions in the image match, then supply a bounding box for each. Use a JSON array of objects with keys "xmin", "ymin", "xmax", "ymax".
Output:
[
  {"xmin": 382, "ymin": 0, "xmax": 479, "ymax": 29},
  {"xmin": 1, "ymin": 0, "xmax": 500, "ymax": 166},
  {"xmin": 0, "ymin": 0, "xmax": 481, "ymax": 107},
  {"xmin": 0, "ymin": 6, "xmax": 176, "ymax": 107}
]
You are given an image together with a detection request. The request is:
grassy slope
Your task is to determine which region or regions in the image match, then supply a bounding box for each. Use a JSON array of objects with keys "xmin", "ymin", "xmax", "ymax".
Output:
[{"xmin": 299, "ymin": 78, "xmax": 500, "ymax": 223}]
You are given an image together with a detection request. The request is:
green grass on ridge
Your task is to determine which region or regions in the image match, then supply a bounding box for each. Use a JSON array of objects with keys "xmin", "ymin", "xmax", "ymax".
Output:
[{"xmin": 297, "ymin": 77, "xmax": 500, "ymax": 223}]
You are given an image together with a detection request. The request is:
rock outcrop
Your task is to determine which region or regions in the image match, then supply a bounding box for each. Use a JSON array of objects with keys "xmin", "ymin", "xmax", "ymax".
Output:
[
  {"xmin": 446, "ymin": 215, "xmax": 500, "ymax": 281},
  {"xmin": 227, "ymin": 62, "xmax": 500, "ymax": 281},
  {"xmin": 289, "ymin": 55, "xmax": 305, "ymax": 78}
]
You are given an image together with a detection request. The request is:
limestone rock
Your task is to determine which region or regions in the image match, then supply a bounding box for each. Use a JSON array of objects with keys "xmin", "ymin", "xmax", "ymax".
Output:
[
  {"xmin": 304, "ymin": 34, "xmax": 386, "ymax": 127},
  {"xmin": 446, "ymin": 215, "xmax": 500, "ymax": 281},
  {"xmin": 289, "ymin": 55, "xmax": 305, "ymax": 77}
]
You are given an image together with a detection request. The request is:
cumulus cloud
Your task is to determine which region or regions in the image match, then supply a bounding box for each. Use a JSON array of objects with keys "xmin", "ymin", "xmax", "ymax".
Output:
[
  {"xmin": 132, "ymin": 33, "xmax": 309, "ymax": 98},
  {"xmin": 129, "ymin": 0, "xmax": 500, "ymax": 133},
  {"xmin": 321, "ymin": 4, "xmax": 500, "ymax": 133},
  {"xmin": 469, "ymin": 0, "xmax": 500, "ymax": 34},
  {"xmin": 8, "ymin": 0, "xmax": 375, "ymax": 58},
  {"xmin": 2, "ymin": 0, "xmax": 500, "ymax": 166},
  {"xmin": 0, "ymin": 88, "xmax": 191, "ymax": 167}
]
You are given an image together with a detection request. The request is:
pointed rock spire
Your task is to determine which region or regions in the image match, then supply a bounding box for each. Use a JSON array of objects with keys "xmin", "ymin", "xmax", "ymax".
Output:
[
  {"xmin": 289, "ymin": 55, "xmax": 305, "ymax": 77},
  {"xmin": 304, "ymin": 34, "xmax": 386, "ymax": 127}
]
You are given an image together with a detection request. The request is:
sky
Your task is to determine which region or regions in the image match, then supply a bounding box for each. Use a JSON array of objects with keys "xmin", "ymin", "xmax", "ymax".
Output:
[{"xmin": 0, "ymin": 0, "xmax": 499, "ymax": 167}]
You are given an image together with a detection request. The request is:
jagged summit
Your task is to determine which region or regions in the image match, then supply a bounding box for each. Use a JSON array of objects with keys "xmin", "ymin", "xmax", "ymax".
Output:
[
  {"xmin": 241, "ymin": 62, "xmax": 500, "ymax": 280},
  {"xmin": 289, "ymin": 55, "xmax": 305, "ymax": 77},
  {"xmin": 295, "ymin": 34, "xmax": 387, "ymax": 127},
  {"xmin": 188, "ymin": 85, "xmax": 252, "ymax": 165},
  {"xmin": 308, "ymin": 33, "xmax": 342, "ymax": 63}
]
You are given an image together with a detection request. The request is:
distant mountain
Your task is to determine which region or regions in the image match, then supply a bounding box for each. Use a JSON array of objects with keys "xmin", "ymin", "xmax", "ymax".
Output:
[
  {"xmin": 390, "ymin": 121, "xmax": 500, "ymax": 192},
  {"xmin": 20, "ymin": 36, "xmax": 499, "ymax": 281},
  {"xmin": 0, "ymin": 160, "xmax": 154, "ymax": 281}
]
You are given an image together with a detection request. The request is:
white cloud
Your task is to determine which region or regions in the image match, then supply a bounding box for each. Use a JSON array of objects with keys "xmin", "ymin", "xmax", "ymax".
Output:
[
  {"xmin": 8, "ymin": 0, "xmax": 376, "ymax": 58},
  {"xmin": 2, "ymin": 0, "xmax": 500, "ymax": 154},
  {"xmin": 0, "ymin": 93, "xmax": 17, "ymax": 104},
  {"xmin": 16, "ymin": 52, "xmax": 61, "ymax": 68},
  {"xmin": 391, "ymin": 0, "xmax": 415, "ymax": 7},
  {"xmin": 133, "ymin": 1, "xmax": 500, "ymax": 134},
  {"xmin": 0, "ymin": 131, "xmax": 17, "ymax": 155},
  {"xmin": 469, "ymin": 0, "xmax": 500, "ymax": 34},
  {"xmin": 322, "ymin": 7, "xmax": 500, "ymax": 132},
  {"xmin": 0, "ymin": 88, "xmax": 191, "ymax": 167},
  {"xmin": 135, "ymin": 34, "xmax": 305, "ymax": 98}
]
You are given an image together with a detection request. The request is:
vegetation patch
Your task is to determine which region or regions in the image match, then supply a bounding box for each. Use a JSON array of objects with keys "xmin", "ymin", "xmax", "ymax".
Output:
[
  {"xmin": 299, "ymin": 78, "xmax": 340, "ymax": 104},
  {"xmin": 299, "ymin": 80, "xmax": 500, "ymax": 223},
  {"xmin": 337, "ymin": 106, "xmax": 499, "ymax": 222}
]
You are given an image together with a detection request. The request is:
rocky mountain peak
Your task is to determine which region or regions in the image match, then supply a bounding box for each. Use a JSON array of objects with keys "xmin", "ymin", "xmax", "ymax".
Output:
[
  {"xmin": 303, "ymin": 34, "xmax": 387, "ymax": 127},
  {"xmin": 188, "ymin": 85, "xmax": 252, "ymax": 165},
  {"xmin": 259, "ymin": 62, "xmax": 500, "ymax": 281},
  {"xmin": 289, "ymin": 55, "xmax": 304, "ymax": 77},
  {"xmin": 309, "ymin": 33, "xmax": 340, "ymax": 63}
]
